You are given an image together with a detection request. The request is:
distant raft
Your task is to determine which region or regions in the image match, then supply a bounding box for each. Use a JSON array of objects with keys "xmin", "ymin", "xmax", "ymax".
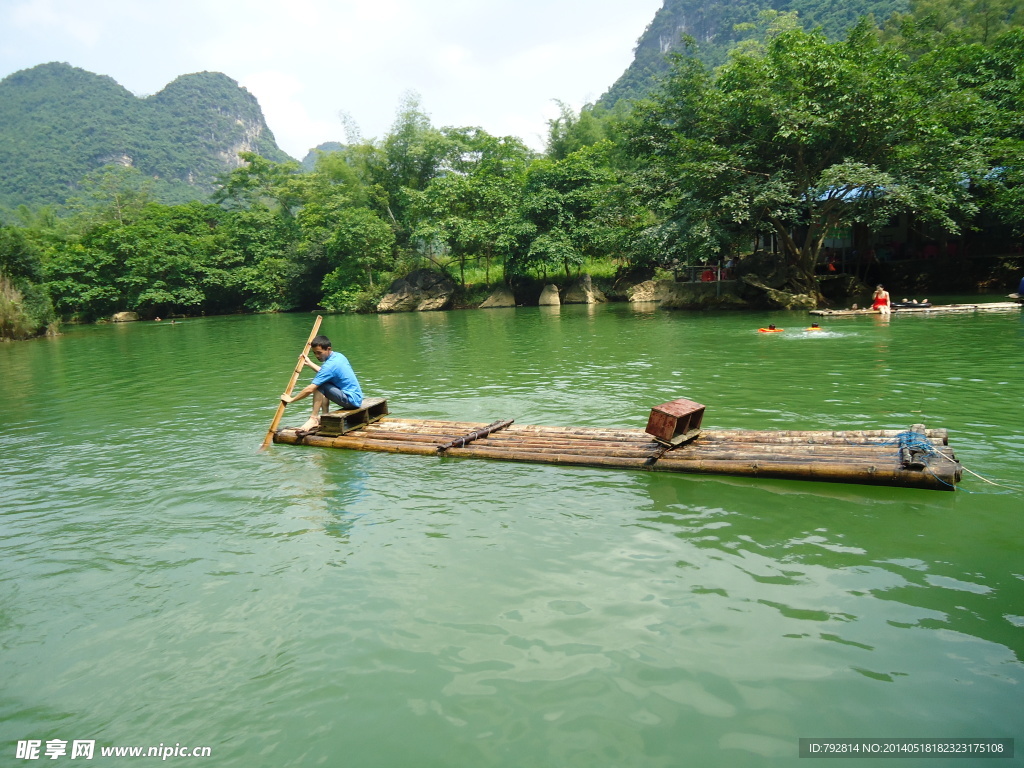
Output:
[
  {"xmin": 811, "ymin": 301, "xmax": 1021, "ymax": 317},
  {"xmin": 273, "ymin": 398, "xmax": 962, "ymax": 492}
]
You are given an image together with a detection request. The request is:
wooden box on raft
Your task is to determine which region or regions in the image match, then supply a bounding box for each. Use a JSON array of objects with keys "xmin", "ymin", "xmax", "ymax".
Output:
[{"xmin": 646, "ymin": 398, "xmax": 705, "ymax": 445}]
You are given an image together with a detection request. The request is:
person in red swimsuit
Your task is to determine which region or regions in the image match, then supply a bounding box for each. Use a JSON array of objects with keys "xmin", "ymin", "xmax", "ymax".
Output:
[{"xmin": 871, "ymin": 285, "xmax": 890, "ymax": 314}]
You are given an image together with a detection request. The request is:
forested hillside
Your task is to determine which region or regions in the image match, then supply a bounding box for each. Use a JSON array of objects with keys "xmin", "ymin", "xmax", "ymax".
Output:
[
  {"xmin": 600, "ymin": 0, "xmax": 910, "ymax": 106},
  {"xmin": 0, "ymin": 63, "xmax": 292, "ymax": 210},
  {"xmin": 2, "ymin": 0, "xmax": 1022, "ymax": 341}
]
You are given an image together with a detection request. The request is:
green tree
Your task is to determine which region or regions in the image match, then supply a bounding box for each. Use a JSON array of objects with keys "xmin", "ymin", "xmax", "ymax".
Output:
[
  {"xmin": 410, "ymin": 129, "xmax": 531, "ymax": 285},
  {"xmin": 886, "ymin": 0, "xmax": 1021, "ymax": 46},
  {"xmin": 506, "ymin": 144, "xmax": 618, "ymax": 280},
  {"xmin": 43, "ymin": 202, "xmax": 226, "ymax": 320},
  {"xmin": 546, "ymin": 102, "xmax": 613, "ymax": 161},
  {"xmin": 901, "ymin": 28, "xmax": 1024, "ymax": 242},
  {"xmin": 65, "ymin": 165, "xmax": 155, "ymax": 225},
  {"xmin": 220, "ymin": 206, "xmax": 301, "ymax": 312},
  {"xmin": 627, "ymin": 22, "xmax": 984, "ymax": 303},
  {"xmin": 0, "ymin": 224, "xmax": 44, "ymax": 282},
  {"xmin": 212, "ymin": 153, "xmax": 306, "ymax": 310},
  {"xmin": 0, "ymin": 225, "xmax": 55, "ymax": 339},
  {"xmin": 319, "ymin": 208, "xmax": 396, "ymax": 311},
  {"xmin": 212, "ymin": 152, "xmax": 305, "ymax": 214},
  {"xmin": 371, "ymin": 95, "xmax": 447, "ymax": 246}
]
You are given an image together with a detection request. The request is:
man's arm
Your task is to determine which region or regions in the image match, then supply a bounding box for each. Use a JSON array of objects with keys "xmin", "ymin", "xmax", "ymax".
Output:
[
  {"xmin": 280, "ymin": 353, "xmax": 324, "ymax": 403},
  {"xmin": 281, "ymin": 382, "xmax": 318, "ymax": 404}
]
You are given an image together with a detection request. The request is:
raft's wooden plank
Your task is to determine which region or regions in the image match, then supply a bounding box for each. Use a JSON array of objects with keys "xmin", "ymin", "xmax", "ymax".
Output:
[
  {"xmin": 292, "ymin": 432, "xmax": 914, "ymax": 463},
  {"xmin": 442, "ymin": 445, "xmax": 958, "ymax": 490},
  {"xmin": 326, "ymin": 425, "xmax": 949, "ymax": 464},
  {"xmin": 652, "ymin": 456, "xmax": 959, "ymax": 490},
  {"xmin": 272, "ymin": 417, "xmax": 960, "ymax": 490},
  {"xmin": 368, "ymin": 418, "xmax": 950, "ymax": 446}
]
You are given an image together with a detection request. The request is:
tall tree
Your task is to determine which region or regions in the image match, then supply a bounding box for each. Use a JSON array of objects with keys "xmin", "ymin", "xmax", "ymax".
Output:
[
  {"xmin": 627, "ymin": 21, "xmax": 984, "ymax": 303},
  {"xmin": 506, "ymin": 143, "xmax": 617, "ymax": 280},
  {"xmin": 318, "ymin": 207, "xmax": 396, "ymax": 311},
  {"xmin": 43, "ymin": 202, "xmax": 226, "ymax": 320},
  {"xmin": 410, "ymin": 129, "xmax": 531, "ymax": 285},
  {"xmin": 886, "ymin": 0, "xmax": 1021, "ymax": 46},
  {"xmin": 378, "ymin": 94, "xmax": 452, "ymax": 248},
  {"xmin": 909, "ymin": 28, "xmax": 1024, "ymax": 239}
]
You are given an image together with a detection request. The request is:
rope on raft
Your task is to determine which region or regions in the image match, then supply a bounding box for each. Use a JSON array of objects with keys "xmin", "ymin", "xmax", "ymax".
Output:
[
  {"xmin": 878, "ymin": 430, "xmax": 1017, "ymax": 492},
  {"xmin": 896, "ymin": 430, "xmax": 936, "ymax": 468}
]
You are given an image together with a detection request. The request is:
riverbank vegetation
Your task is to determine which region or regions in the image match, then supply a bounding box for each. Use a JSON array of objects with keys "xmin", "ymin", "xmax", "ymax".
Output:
[{"xmin": 1, "ymin": 0, "xmax": 1022, "ymax": 338}]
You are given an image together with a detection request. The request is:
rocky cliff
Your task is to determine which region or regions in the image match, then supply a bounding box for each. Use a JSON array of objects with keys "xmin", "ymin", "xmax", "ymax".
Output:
[
  {"xmin": 0, "ymin": 63, "xmax": 293, "ymax": 209},
  {"xmin": 600, "ymin": 0, "xmax": 909, "ymax": 108}
]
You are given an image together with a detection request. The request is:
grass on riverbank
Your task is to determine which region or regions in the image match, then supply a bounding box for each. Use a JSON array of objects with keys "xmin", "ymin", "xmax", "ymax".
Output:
[{"xmin": 0, "ymin": 274, "xmax": 58, "ymax": 340}]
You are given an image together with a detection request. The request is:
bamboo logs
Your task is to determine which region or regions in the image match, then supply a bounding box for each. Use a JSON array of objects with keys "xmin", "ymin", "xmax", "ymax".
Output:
[{"xmin": 273, "ymin": 417, "xmax": 961, "ymax": 491}]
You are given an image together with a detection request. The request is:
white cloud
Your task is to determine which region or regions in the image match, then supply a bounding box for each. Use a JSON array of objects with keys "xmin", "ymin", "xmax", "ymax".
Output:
[
  {"xmin": 0, "ymin": 0, "xmax": 664, "ymax": 158},
  {"xmin": 240, "ymin": 70, "xmax": 339, "ymax": 158},
  {"xmin": 7, "ymin": 0, "xmax": 102, "ymax": 46}
]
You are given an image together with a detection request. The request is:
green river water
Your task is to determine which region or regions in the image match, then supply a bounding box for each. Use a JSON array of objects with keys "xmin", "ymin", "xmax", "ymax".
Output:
[{"xmin": 1, "ymin": 302, "xmax": 1022, "ymax": 767}]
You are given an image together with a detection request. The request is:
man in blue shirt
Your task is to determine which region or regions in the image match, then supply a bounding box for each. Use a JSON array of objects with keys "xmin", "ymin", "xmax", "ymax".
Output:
[{"xmin": 281, "ymin": 334, "xmax": 363, "ymax": 433}]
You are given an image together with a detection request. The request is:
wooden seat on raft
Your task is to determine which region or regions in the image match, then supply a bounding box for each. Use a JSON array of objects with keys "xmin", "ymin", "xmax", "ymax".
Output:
[{"xmin": 318, "ymin": 397, "xmax": 389, "ymax": 436}]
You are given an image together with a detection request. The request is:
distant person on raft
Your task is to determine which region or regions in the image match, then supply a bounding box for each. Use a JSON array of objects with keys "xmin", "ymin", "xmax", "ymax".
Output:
[
  {"xmin": 280, "ymin": 334, "xmax": 364, "ymax": 434},
  {"xmin": 871, "ymin": 285, "xmax": 891, "ymax": 315}
]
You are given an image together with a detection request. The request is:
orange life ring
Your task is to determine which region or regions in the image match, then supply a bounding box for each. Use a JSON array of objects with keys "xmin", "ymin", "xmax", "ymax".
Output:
[{"xmin": 758, "ymin": 327, "xmax": 784, "ymax": 333}]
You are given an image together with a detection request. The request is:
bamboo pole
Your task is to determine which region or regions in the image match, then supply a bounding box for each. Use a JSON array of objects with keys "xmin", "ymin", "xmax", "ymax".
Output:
[
  {"xmin": 437, "ymin": 419, "xmax": 515, "ymax": 452},
  {"xmin": 481, "ymin": 434, "xmax": 899, "ymax": 455},
  {"xmin": 701, "ymin": 432, "xmax": 948, "ymax": 446},
  {"xmin": 301, "ymin": 433, "xmax": 916, "ymax": 467},
  {"xmin": 370, "ymin": 418, "xmax": 947, "ymax": 441},
  {"xmin": 260, "ymin": 315, "xmax": 323, "ymax": 450},
  {"xmin": 286, "ymin": 422, "xmax": 949, "ymax": 458},
  {"xmin": 275, "ymin": 431, "xmax": 439, "ymax": 455},
  {"xmin": 284, "ymin": 423, "xmax": 942, "ymax": 462},
  {"xmin": 378, "ymin": 420, "xmax": 948, "ymax": 445}
]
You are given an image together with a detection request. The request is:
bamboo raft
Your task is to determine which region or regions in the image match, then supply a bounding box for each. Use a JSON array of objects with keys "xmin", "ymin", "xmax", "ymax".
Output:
[
  {"xmin": 272, "ymin": 399, "xmax": 962, "ymax": 491},
  {"xmin": 810, "ymin": 301, "xmax": 1021, "ymax": 317}
]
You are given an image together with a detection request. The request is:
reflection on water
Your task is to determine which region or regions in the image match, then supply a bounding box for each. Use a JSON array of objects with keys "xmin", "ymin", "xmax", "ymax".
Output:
[{"xmin": 1, "ymin": 304, "xmax": 1022, "ymax": 766}]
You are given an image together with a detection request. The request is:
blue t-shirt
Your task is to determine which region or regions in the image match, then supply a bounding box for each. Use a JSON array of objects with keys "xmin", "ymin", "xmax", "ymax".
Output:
[{"xmin": 312, "ymin": 351, "xmax": 363, "ymax": 406}]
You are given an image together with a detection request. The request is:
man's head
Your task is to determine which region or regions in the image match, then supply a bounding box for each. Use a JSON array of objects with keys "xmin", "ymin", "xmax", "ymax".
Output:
[{"xmin": 310, "ymin": 335, "xmax": 332, "ymax": 362}]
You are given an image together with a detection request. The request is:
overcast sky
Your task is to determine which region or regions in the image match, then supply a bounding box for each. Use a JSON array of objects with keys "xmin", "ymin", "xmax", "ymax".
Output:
[{"xmin": 0, "ymin": 0, "xmax": 663, "ymax": 159}]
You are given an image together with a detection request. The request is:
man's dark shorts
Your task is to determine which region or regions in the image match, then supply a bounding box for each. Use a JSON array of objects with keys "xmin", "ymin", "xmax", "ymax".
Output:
[{"xmin": 318, "ymin": 383, "xmax": 362, "ymax": 410}]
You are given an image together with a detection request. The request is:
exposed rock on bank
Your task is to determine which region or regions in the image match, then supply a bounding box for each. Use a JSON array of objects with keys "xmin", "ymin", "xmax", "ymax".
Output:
[
  {"xmin": 627, "ymin": 279, "xmax": 747, "ymax": 309},
  {"xmin": 538, "ymin": 285, "xmax": 561, "ymax": 306},
  {"xmin": 479, "ymin": 286, "xmax": 516, "ymax": 308},
  {"xmin": 377, "ymin": 269, "xmax": 456, "ymax": 312},
  {"xmin": 375, "ymin": 267, "xmax": 828, "ymax": 315},
  {"xmin": 739, "ymin": 277, "xmax": 817, "ymax": 310},
  {"xmin": 627, "ymin": 280, "xmax": 674, "ymax": 303},
  {"xmin": 112, "ymin": 311, "xmax": 139, "ymax": 322},
  {"xmin": 563, "ymin": 274, "xmax": 606, "ymax": 304},
  {"xmin": 660, "ymin": 283, "xmax": 748, "ymax": 309}
]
